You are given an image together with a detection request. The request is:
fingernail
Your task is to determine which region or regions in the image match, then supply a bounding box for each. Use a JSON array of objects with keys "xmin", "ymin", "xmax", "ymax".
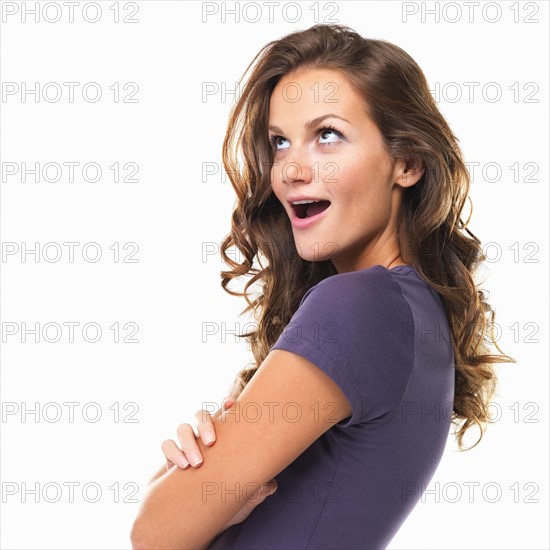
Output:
[
  {"xmin": 178, "ymin": 458, "xmax": 190, "ymax": 469},
  {"xmin": 189, "ymin": 450, "xmax": 203, "ymax": 466},
  {"xmin": 203, "ymin": 431, "xmax": 215, "ymax": 445}
]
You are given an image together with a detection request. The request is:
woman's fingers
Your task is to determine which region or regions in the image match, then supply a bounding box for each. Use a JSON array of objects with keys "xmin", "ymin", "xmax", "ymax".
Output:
[
  {"xmin": 211, "ymin": 396, "xmax": 235, "ymax": 421},
  {"xmin": 220, "ymin": 477, "xmax": 278, "ymax": 531},
  {"xmin": 193, "ymin": 408, "xmax": 216, "ymax": 449},
  {"xmin": 193, "ymin": 396, "xmax": 236, "ymax": 449},
  {"xmin": 161, "ymin": 438, "xmax": 190, "ymax": 470},
  {"xmin": 222, "ymin": 396, "xmax": 236, "ymax": 409},
  {"xmin": 253, "ymin": 479, "xmax": 278, "ymax": 500},
  {"xmin": 160, "ymin": 397, "xmax": 238, "ymax": 472},
  {"xmin": 176, "ymin": 422, "xmax": 204, "ymax": 467}
]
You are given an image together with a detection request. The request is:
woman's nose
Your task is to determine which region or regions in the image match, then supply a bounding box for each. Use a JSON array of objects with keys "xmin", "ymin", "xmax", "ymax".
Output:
[{"xmin": 281, "ymin": 159, "xmax": 314, "ymax": 184}]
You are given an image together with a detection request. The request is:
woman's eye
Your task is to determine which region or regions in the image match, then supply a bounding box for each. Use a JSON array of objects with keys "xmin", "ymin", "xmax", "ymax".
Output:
[
  {"xmin": 269, "ymin": 127, "xmax": 344, "ymax": 151},
  {"xmin": 318, "ymin": 127, "xmax": 343, "ymax": 144},
  {"xmin": 269, "ymin": 136, "xmax": 290, "ymax": 150}
]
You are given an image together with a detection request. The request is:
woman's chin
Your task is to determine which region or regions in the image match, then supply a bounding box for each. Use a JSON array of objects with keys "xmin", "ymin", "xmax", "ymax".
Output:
[{"xmin": 294, "ymin": 246, "xmax": 335, "ymax": 264}]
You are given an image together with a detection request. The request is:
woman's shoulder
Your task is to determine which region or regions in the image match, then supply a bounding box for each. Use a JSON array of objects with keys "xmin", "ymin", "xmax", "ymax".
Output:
[
  {"xmin": 305, "ymin": 264, "xmax": 416, "ymax": 304},
  {"xmin": 290, "ymin": 266, "xmax": 417, "ymax": 335},
  {"xmin": 319, "ymin": 263, "xmax": 415, "ymax": 285}
]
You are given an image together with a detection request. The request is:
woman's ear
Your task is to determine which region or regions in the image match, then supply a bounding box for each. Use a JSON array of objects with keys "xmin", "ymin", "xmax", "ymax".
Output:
[{"xmin": 399, "ymin": 157, "xmax": 424, "ymax": 188}]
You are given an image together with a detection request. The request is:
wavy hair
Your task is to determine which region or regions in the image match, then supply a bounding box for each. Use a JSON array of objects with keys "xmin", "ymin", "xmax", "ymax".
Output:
[{"xmin": 218, "ymin": 23, "xmax": 516, "ymax": 450}]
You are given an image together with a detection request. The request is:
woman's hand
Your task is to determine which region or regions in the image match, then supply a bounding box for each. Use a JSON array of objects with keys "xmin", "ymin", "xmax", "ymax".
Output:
[
  {"xmin": 162, "ymin": 375, "xmax": 242, "ymax": 469},
  {"xmin": 161, "ymin": 396, "xmax": 235, "ymax": 470},
  {"xmin": 160, "ymin": 393, "xmax": 278, "ymax": 532}
]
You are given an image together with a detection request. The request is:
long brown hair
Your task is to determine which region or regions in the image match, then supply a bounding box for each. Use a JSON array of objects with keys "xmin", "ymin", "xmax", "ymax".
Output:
[{"xmin": 219, "ymin": 23, "xmax": 516, "ymax": 450}]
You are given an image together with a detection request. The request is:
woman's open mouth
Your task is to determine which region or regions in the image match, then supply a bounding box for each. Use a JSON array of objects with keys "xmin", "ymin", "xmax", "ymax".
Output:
[
  {"xmin": 292, "ymin": 200, "xmax": 331, "ymax": 219},
  {"xmin": 290, "ymin": 200, "xmax": 331, "ymax": 229}
]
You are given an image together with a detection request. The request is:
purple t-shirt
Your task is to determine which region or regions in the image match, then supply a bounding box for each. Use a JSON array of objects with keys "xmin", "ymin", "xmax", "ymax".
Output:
[{"xmin": 208, "ymin": 265, "xmax": 455, "ymax": 549}]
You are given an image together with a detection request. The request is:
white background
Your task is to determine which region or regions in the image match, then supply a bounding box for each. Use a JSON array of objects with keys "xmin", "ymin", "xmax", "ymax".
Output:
[{"xmin": 1, "ymin": 1, "xmax": 548, "ymax": 548}]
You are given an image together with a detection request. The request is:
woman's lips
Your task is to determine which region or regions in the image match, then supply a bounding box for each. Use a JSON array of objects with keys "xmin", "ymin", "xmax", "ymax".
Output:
[{"xmin": 290, "ymin": 203, "xmax": 331, "ymax": 229}]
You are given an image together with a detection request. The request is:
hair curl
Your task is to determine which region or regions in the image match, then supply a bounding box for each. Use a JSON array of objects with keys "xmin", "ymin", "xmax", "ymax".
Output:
[{"xmin": 218, "ymin": 23, "xmax": 516, "ymax": 450}]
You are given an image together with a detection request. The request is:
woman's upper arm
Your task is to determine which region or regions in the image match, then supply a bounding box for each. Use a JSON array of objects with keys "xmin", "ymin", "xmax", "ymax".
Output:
[{"xmin": 130, "ymin": 348, "xmax": 352, "ymax": 549}]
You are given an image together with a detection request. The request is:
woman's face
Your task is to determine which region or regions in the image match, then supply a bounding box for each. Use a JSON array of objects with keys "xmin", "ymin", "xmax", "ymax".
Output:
[{"xmin": 268, "ymin": 67, "xmax": 420, "ymax": 273}]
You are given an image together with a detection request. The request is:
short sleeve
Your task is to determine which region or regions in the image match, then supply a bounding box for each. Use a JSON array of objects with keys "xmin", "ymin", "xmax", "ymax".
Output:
[{"xmin": 269, "ymin": 266, "xmax": 415, "ymax": 428}]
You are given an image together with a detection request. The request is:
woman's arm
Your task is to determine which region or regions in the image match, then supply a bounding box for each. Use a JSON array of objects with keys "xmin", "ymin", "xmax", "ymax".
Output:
[
  {"xmin": 147, "ymin": 464, "xmax": 168, "ymax": 486},
  {"xmin": 130, "ymin": 351, "xmax": 352, "ymax": 549},
  {"xmin": 145, "ymin": 377, "xmax": 243, "ymax": 487}
]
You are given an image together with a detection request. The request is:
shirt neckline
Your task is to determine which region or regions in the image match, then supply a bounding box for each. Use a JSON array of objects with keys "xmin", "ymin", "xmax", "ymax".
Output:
[{"xmin": 388, "ymin": 264, "xmax": 414, "ymax": 271}]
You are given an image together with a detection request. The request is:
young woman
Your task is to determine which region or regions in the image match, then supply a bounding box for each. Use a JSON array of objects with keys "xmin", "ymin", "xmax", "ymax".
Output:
[{"xmin": 131, "ymin": 23, "xmax": 515, "ymax": 549}]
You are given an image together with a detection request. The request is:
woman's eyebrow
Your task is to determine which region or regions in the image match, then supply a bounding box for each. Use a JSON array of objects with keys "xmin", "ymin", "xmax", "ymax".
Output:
[{"xmin": 268, "ymin": 113, "xmax": 351, "ymax": 134}]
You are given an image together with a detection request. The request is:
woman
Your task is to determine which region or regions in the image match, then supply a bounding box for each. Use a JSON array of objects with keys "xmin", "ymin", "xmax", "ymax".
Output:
[{"xmin": 131, "ymin": 23, "xmax": 515, "ymax": 549}]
